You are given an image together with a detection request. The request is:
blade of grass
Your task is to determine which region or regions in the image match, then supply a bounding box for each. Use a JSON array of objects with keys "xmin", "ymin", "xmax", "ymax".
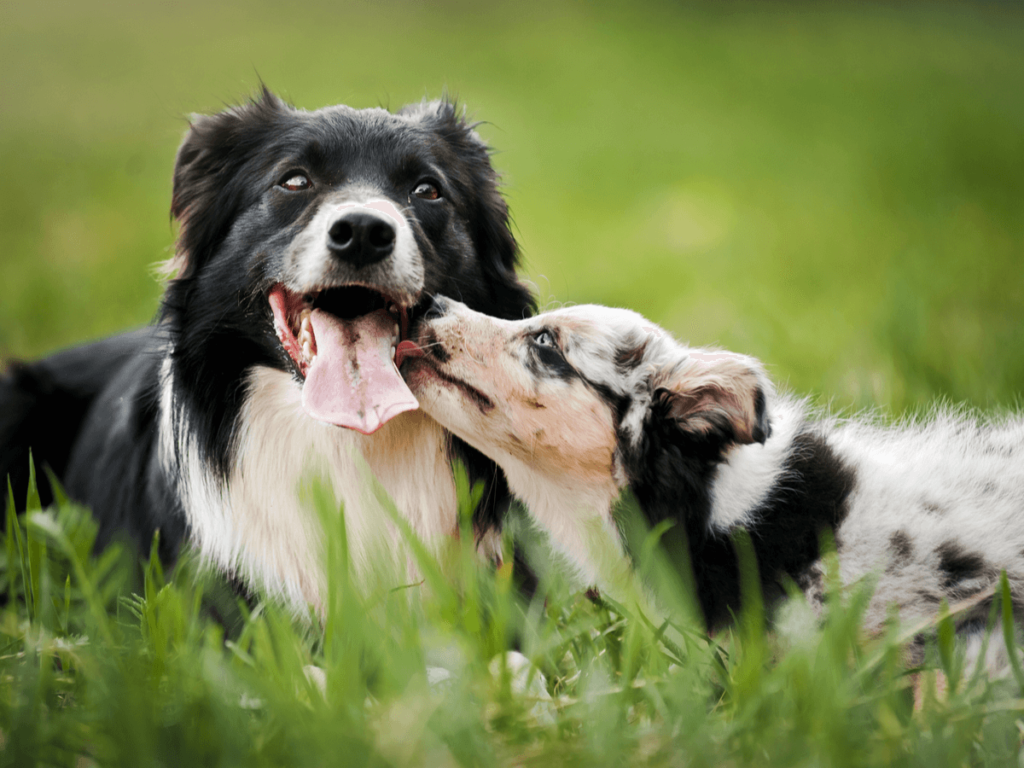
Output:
[
  {"xmin": 5, "ymin": 477, "xmax": 20, "ymax": 603},
  {"xmin": 10, "ymin": 478, "xmax": 32, "ymax": 617},
  {"xmin": 43, "ymin": 466, "xmax": 69, "ymax": 508},
  {"xmin": 936, "ymin": 598, "xmax": 959, "ymax": 694},
  {"xmin": 25, "ymin": 450, "xmax": 41, "ymax": 513},
  {"xmin": 999, "ymin": 571, "xmax": 1024, "ymax": 694},
  {"xmin": 27, "ymin": 510, "xmax": 116, "ymax": 646}
]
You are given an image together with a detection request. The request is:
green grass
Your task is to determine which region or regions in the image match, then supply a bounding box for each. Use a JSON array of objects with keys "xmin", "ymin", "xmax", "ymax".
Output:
[
  {"xmin": 5, "ymin": 467, "xmax": 1024, "ymax": 767},
  {"xmin": 4, "ymin": 1, "xmax": 1024, "ymax": 764}
]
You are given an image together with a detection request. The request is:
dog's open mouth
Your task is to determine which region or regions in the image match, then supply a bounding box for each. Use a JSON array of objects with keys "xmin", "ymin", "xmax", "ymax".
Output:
[{"xmin": 269, "ymin": 284, "xmax": 425, "ymax": 435}]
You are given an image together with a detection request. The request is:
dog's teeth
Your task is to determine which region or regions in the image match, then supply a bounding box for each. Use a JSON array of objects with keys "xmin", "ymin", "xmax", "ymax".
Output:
[
  {"xmin": 393, "ymin": 323, "xmax": 400, "ymax": 339},
  {"xmin": 391, "ymin": 345, "xmax": 396, "ymax": 359},
  {"xmin": 292, "ymin": 309, "xmax": 312, "ymax": 339},
  {"xmin": 302, "ymin": 341, "xmax": 312, "ymax": 361}
]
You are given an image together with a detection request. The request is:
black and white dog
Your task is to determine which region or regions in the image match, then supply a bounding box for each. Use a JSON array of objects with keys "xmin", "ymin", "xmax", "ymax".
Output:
[
  {"xmin": 0, "ymin": 90, "xmax": 534, "ymax": 612},
  {"xmin": 403, "ymin": 298, "xmax": 1024, "ymax": 650}
]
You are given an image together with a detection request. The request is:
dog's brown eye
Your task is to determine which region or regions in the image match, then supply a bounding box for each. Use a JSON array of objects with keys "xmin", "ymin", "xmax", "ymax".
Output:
[
  {"xmin": 412, "ymin": 181, "xmax": 441, "ymax": 200},
  {"xmin": 535, "ymin": 331, "xmax": 556, "ymax": 348},
  {"xmin": 279, "ymin": 173, "xmax": 311, "ymax": 192}
]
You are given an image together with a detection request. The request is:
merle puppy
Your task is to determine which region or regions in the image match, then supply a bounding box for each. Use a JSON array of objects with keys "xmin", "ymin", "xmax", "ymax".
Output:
[
  {"xmin": 404, "ymin": 298, "xmax": 1024, "ymax": 666},
  {"xmin": 0, "ymin": 90, "xmax": 533, "ymax": 612}
]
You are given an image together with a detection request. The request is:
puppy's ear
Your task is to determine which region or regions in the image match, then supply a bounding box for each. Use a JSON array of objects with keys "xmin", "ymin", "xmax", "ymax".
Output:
[
  {"xmin": 163, "ymin": 87, "xmax": 287, "ymax": 281},
  {"xmin": 402, "ymin": 99, "xmax": 535, "ymax": 320},
  {"xmin": 655, "ymin": 349, "xmax": 771, "ymax": 447}
]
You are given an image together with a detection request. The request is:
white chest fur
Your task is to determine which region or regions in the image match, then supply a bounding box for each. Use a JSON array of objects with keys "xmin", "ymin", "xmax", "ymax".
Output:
[{"xmin": 162, "ymin": 364, "xmax": 460, "ymax": 612}]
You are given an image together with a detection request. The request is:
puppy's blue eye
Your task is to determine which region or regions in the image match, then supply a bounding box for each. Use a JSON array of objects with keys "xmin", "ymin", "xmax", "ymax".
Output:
[
  {"xmin": 535, "ymin": 331, "xmax": 556, "ymax": 348},
  {"xmin": 279, "ymin": 173, "xmax": 311, "ymax": 191}
]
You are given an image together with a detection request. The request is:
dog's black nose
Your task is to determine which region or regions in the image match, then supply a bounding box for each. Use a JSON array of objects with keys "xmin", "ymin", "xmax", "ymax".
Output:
[
  {"xmin": 327, "ymin": 211, "xmax": 396, "ymax": 268},
  {"xmin": 424, "ymin": 295, "xmax": 448, "ymax": 321}
]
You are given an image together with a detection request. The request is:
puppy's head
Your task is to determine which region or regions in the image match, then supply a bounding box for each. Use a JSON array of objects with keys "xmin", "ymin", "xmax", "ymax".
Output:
[
  {"xmin": 162, "ymin": 88, "xmax": 532, "ymax": 436},
  {"xmin": 402, "ymin": 297, "xmax": 772, "ymax": 489}
]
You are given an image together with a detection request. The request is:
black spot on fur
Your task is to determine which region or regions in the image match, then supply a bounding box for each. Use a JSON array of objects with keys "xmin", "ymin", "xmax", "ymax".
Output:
[
  {"xmin": 936, "ymin": 541, "xmax": 988, "ymax": 591},
  {"xmin": 614, "ymin": 341, "xmax": 648, "ymax": 374},
  {"xmin": 420, "ymin": 328, "xmax": 451, "ymax": 364},
  {"xmin": 527, "ymin": 342, "xmax": 577, "ymax": 382},
  {"xmin": 888, "ymin": 530, "xmax": 914, "ymax": 571},
  {"xmin": 431, "ymin": 344, "xmax": 451, "ymax": 365},
  {"xmin": 751, "ymin": 387, "xmax": 771, "ymax": 445},
  {"xmin": 625, "ymin": 408, "xmax": 856, "ymax": 630},
  {"xmin": 922, "ymin": 501, "xmax": 945, "ymax": 516}
]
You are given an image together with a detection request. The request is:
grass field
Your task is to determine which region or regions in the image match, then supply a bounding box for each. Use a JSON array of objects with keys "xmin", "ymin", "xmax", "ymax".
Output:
[{"xmin": 3, "ymin": 0, "xmax": 1024, "ymax": 765}]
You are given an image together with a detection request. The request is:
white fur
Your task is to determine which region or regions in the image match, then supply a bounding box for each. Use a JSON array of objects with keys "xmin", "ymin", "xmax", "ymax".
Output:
[
  {"xmin": 707, "ymin": 396, "xmax": 805, "ymax": 531},
  {"xmin": 825, "ymin": 409, "xmax": 1024, "ymax": 630},
  {"xmin": 162, "ymin": 362, "xmax": 467, "ymax": 613}
]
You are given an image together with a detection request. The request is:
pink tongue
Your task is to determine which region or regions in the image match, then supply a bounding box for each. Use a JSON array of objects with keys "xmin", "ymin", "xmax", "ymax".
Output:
[{"xmin": 301, "ymin": 308, "xmax": 419, "ymax": 435}]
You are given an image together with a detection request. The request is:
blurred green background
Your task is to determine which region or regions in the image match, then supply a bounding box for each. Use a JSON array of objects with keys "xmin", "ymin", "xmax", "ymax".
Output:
[{"xmin": 2, "ymin": 0, "xmax": 1022, "ymax": 414}]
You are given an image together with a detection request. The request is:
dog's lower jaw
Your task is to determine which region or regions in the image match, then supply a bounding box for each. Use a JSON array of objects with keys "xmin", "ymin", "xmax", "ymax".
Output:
[{"xmin": 162, "ymin": 363, "xmax": 463, "ymax": 614}]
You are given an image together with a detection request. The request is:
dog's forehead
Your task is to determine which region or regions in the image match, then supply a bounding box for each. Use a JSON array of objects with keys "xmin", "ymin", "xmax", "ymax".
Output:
[
  {"xmin": 281, "ymin": 103, "xmax": 448, "ymax": 167},
  {"xmin": 550, "ymin": 306, "xmax": 659, "ymax": 357},
  {"xmin": 314, "ymin": 104, "xmax": 416, "ymax": 134}
]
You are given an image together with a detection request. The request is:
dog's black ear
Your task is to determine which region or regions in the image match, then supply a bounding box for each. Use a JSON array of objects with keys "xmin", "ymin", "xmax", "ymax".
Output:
[
  {"xmin": 654, "ymin": 349, "xmax": 771, "ymax": 448},
  {"xmin": 403, "ymin": 99, "xmax": 535, "ymax": 319},
  {"xmin": 164, "ymin": 87, "xmax": 288, "ymax": 280}
]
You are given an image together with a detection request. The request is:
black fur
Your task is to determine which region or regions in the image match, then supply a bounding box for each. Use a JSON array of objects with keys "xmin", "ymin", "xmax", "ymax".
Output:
[
  {"xmin": 625, "ymin": 412, "xmax": 856, "ymax": 630},
  {"xmin": 750, "ymin": 388, "xmax": 771, "ymax": 444},
  {"xmin": 888, "ymin": 530, "xmax": 914, "ymax": 570},
  {"xmin": 1, "ymin": 90, "xmax": 534, "ymax": 572},
  {"xmin": 1, "ymin": 329, "xmax": 153, "ymax": 511},
  {"xmin": 614, "ymin": 341, "xmax": 649, "ymax": 375},
  {"xmin": 936, "ymin": 540, "xmax": 989, "ymax": 592}
]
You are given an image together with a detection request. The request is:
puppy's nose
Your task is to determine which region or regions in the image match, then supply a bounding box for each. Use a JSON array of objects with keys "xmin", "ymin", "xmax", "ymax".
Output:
[
  {"xmin": 327, "ymin": 210, "xmax": 395, "ymax": 268},
  {"xmin": 424, "ymin": 295, "xmax": 449, "ymax": 321}
]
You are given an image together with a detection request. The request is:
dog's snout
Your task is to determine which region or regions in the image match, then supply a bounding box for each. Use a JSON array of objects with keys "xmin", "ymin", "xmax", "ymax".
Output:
[
  {"xmin": 327, "ymin": 211, "xmax": 396, "ymax": 268},
  {"xmin": 424, "ymin": 295, "xmax": 449, "ymax": 321}
]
